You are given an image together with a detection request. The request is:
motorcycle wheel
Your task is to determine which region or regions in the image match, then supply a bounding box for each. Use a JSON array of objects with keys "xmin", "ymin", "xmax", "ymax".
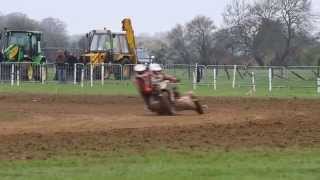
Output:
[
  {"xmin": 194, "ymin": 100, "xmax": 204, "ymax": 114},
  {"xmin": 159, "ymin": 91, "xmax": 176, "ymax": 116}
]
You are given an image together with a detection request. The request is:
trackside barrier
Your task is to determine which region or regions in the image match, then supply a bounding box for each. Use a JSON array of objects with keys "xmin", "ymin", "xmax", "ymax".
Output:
[
  {"xmin": 251, "ymin": 72, "xmax": 256, "ymax": 92},
  {"xmin": 317, "ymin": 77, "xmax": 320, "ymax": 93},
  {"xmin": 81, "ymin": 68, "xmax": 84, "ymax": 88},
  {"xmin": 16, "ymin": 70, "xmax": 20, "ymax": 87},
  {"xmin": 11, "ymin": 64, "xmax": 14, "ymax": 86},
  {"xmin": 269, "ymin": 68, "xmax": 272, "ymax": 92},
  {"xmin": 0, "ymin": 62, "xmax": 320, "ymax": 94},
  {"xmin": 232, "ymin": 65, "xmax": 237, "ymax": 88},
  {"xmin": 41, "ymin": 65, "xmax": 46, "ymax": 84},
  {"xmin": 213, "ymin": 67, "xmax": 217, "ymax": 90},
  {"xmin": 101, "ymin": 64, "xmax": 105, "ymax": 86}
]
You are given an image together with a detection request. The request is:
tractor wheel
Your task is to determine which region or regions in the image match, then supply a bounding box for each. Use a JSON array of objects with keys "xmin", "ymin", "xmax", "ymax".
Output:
[
  {"xmin": 27, "ymin": 64, "xmax": 33, "ymax": 81},
  {"xmin": 33, "ymin": 65, "xmax": 42, "ymax": 81}
]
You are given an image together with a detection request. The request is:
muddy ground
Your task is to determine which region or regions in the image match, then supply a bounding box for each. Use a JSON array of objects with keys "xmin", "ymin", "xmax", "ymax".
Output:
[{"xmin": 0, "ymin": 94, "xmax": 319, "ymax": 160}]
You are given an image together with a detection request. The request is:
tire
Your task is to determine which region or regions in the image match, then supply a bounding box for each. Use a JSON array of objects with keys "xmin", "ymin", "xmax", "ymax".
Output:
[
  {"xmin": 194, "ymin": 100, "xmax": 204, "ymax": 114},
  {"xmin": 33, "ymin": 65, "xmax": 42, "ymax": 81},
  {"xmin": 159, "ymin": 91, "xmax": 176, "ymax": 116},
  {"xmin": 27, "ymin": 64, "xmax": 33, "ymax": 81}
]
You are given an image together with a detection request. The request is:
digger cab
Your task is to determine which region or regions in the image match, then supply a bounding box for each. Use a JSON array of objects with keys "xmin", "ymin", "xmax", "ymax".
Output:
[{"xmin": 83, "ymin": 29, "xmax": 133, "ymax": 64}]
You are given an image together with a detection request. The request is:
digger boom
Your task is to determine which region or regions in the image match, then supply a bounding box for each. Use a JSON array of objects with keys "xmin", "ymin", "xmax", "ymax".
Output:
[{"xmin": 122, "ymin": 18, "xmax": 138, "ymax": 64}]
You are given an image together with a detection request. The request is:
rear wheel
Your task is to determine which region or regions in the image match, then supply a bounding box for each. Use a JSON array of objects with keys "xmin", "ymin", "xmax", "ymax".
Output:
[
  {"xmin": 194, "ymin": 100, "xmax": 204, "ymax": 114},
  {"xmin": 159, "ymin": 91, "xmax": 176, "ymax": 116}
]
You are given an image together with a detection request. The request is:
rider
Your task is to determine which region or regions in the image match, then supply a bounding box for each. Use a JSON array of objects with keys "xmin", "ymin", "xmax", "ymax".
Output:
[
  {"xmin": 134, "ymin": 63, "xmax": 205, "ymax": 114},
  {"xmin": 149, "ymin": 63, "xmax": 205, "ymax": 114},
  {"xmin": 149, "ymin": 63, "xmax": 177, "ymax": 83},
  {"xmin": 133, "ymin": 64, "xmax": 152, "ymax": 108},
  {"xmin": 149, "ymin": 63, "xmax": 180, "ymax": 98}
]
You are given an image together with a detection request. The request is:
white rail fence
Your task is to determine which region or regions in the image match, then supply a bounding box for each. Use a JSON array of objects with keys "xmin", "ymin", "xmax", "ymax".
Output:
[{"xmin": 0, "ymin": 62, "xmax": 319, "ymax": 93}]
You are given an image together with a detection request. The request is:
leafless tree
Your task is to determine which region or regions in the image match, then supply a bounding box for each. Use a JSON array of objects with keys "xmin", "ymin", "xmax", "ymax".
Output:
[
  {"xmin": 276, "ymin": 0, "xmax": 313, "ymax": 65},
  {"xmin": 40, "ymin": 17, "xmax": 68, "ymax": 48},
  {"xmin": 223, "ymin": 0, "xmax": 317, "ymax": 65},
  {"xmin": 2, "ymin": 12, "xmax": 39, "ymax": 31},
  {"xmin": 167, "ymin": 24, "xmax": 192, "ymax": 64},
  {"xmin": 186, "ymin": 15, "xmax": 216, "ymax": 64},
  {"xmin": 223, "ymin": 0, "xmax": 265, "ymax": 65}
]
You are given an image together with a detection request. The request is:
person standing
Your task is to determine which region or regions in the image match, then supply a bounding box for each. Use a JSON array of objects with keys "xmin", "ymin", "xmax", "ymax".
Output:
[{"xmin": 56, "ymin": 50, "xmax": 66, "ymax": 83}]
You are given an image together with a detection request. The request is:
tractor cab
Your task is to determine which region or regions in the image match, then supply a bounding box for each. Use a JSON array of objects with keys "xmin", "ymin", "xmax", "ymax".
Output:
[{"xmin": 0, "ymin": 29, "xmax": 45, "ymax": 64}]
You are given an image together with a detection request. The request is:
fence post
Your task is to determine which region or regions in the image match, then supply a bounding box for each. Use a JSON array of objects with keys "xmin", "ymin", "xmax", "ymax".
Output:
[
  {"xmin": 317, "ymin": 77, "xmax": 320, "ymax": 94},
  {"xmin": 232, "ymin": 65, "xmax": 237, "ymax": 88},
  {"xmin": 11, "ymin": 64, "xmax": 15, "ymax": 86},
  {"xmin": 193, "ymin": 72, "xmax": 197, "ymax": 90},
  {"xmin": 73, "ymin": 64, "xmax": 77, "ymax": 85},
  {"xmin": 193, "ymin": 63, "xmax": 198, "ymax": 90},
  {"xmin": 90, "ymin": 64, "xmax": 93, "ymax": 87},
  {"xmin": 268, "ymin": 67, "xmax": 272, "ymax": 92},
  {"xmin": 16, "ymin": 70, "xmax": 20, "ymax": 86},
  {"xmin": 101, "ymin": 64, "xmax": 105, "ymax": 86},
  {"xmin": 81, "ymin": 68, "xmax": 84, "ymax": 88},
  {"xmin": 213, "ymin": 67, "xmax": 217, "ymax": 90},
  {"xmin": 252, "ymin": 72, "xmax": 256, "ymax": 92},
  {"xmin": 41, "ymin": 64, "xmax": 46, "ymax": 85},
  {"xmin": 120, "ymin": 65, "xmax": 123, "ymax": 81}
]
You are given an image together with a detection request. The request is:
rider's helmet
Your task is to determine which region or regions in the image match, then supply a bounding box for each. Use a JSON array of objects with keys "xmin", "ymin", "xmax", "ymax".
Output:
[
  {"xmin": 149, "ymin": 63, "xmax": 162, "ymax": 73},
  {"xmin": 134, "ymin": 64, "xmax": 147, "ymax": 75}
]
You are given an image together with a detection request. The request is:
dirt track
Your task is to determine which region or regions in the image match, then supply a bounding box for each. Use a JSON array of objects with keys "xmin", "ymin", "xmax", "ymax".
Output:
[{"xmin": 0, "ymin": 94, "xmax": 319, "ymax": 160}]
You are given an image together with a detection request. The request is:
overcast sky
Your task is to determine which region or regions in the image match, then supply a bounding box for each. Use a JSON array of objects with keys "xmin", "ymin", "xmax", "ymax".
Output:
[{"xmin": 1, "ymin": 0, "xmax": 320, "ymax": 35}]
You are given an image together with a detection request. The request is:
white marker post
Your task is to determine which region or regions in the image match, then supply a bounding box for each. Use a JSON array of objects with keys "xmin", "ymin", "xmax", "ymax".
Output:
[
  {"xmin": 16, "ymin": 70, "xmax": 20, "ymax": 86},
  {"xmin": 101, "ymin": 64, "xmax": 105, "ymax": 86},
  {"xmin": 268, "ymin": 68, "xmax": 272, "ymax": 92},
  {"xmin": 317, "ymin": 77, "xmax": 320, "ymax": 94},
  {"xmin": 232, "ymin": 65, "xmax": 237, "ymax": 88},
  {"xmin": 73, "ymin": 64, "xmax": 77, "ymax": 85},
  {"xmin": 213, "ymin": 67, "xmax": 217, "ymax": 90},
  {"xmin": 11, "ymin": 64, "xmax": 14, "ymax": 86},
  {"xmin": 252, "ymin": 72, "xmax": 256, "ymax": 92},
  {"xmin": 193, "ymin": 72, "xmax": 197, "ymax": 90},
  {"xmin": 41, "ymin": 65, "xmax": 46, "ymax": 85},
  {"xmin": 81, "ymin": 68, "xmax": 84, "ymax": 88},
  {"xmin": 193, "ymin": 64, "xmax": 198, "ymax": 90},
  {"xmin": 90, "ymin": 64, "xmax": 93, "ymax": 87}
]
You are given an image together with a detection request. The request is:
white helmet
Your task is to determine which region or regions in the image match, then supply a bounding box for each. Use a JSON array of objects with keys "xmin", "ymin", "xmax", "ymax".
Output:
[
  {"xmin": 134, "ymin": 64, "xmax": 146, "ymax": 72},
  {"xmin": 149, "ymin": 63, "xmax": 162, "ymax": 71}
]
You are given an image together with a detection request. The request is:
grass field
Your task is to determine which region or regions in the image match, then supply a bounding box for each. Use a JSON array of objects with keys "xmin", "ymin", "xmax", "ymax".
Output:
[
  {"xmin": 1, "ymin": 149, "xmax": 320, "ymax": 180},
  {"xmin": 0, "ymin": 82, "xmax": 319, "ymax": 98}
]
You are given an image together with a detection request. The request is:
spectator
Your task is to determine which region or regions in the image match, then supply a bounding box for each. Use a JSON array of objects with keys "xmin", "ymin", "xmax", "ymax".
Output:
[
  {"xmin": 0, "ymin": 52, "xmax": 3, "ymax": 62},
  {"xmin": 56, "ymin": 50, "xmax": 66, "ymax": 83},
  {"xmin": 196, "ymin": 66, "xmax": 203, "ymax": 83}
]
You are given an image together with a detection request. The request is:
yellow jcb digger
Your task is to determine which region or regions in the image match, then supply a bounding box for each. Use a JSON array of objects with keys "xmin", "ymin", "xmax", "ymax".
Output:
[{"xmin": 80, "ymin": 18, "xmax": 138, "ymax": 80}]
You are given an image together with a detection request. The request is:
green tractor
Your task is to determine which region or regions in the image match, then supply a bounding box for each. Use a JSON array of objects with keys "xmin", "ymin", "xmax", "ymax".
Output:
[{"xmin": 0, "ymin": 29, "xmax": 45, "ymax": 81}]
